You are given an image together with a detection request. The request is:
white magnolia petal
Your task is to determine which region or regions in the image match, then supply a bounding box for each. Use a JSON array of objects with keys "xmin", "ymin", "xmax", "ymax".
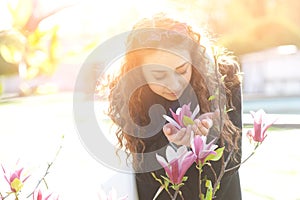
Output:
[
  {"xmin": 156, "ymin": 154, "xmax": 169, "ymax": 170},
  {"xmin": 178, "ymin": 148, "xmax": 191, "ymax": 164},
  {"xmin": 176, "ymin": 107, "xmax": 182, "ymax": 115},
  {"xmin": 257, "ymin": 109, "xmax": 266, "ymax": 115},
  {"xmin": 190, "ymin": 130, "xmax": 195, "ymax": 148},
  {"xmin": 249, "ymin": 111, "xmax": 256, "ymax": 118},
  {"xmin": 210, "ymin": 144, "xmax": 218, "ymax": 151},
  {"xmin": 191, "ymin": 105, "xmax": 200, "ymax": 120},
  {"xmin": 177, "ymin": 146, "xmax": 187, "ymax": 156},
  {"xmin": 163, "ymin": 115, "xmax": 181, "ymax": 129},
  {"xmin": 201, "ymin": 135, "xmax": 207, "ymax": 145},
  {"xmin": 166, "ymin": 145, "xmax": 177, "ymax": 162}
]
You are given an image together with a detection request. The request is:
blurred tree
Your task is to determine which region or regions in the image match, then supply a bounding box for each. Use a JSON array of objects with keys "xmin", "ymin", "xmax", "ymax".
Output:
[
  {"xmin": 0, "ymin": 0, "xmax": 70, "ymax": 78},
  {"xmin": 242, "ymin": 0, "xmax": 267, "ymax": 18},
  {"xmin": 0, "ymin": 0, "xmax": 99, "ymax": 96},
  {"xmin": 219, "ymin": 17, "xmax": 300, "ymax": 55},
  {"xmin": 200, "ymin": 0, "xmax": 300, "ymax": 55},
  {"xmin": 0, "ymin": 30, "xmax": 25, "ymax": 75},
  {"xmin": 278, "ymin": 0, "xmax": 300, "ymax": 27}
]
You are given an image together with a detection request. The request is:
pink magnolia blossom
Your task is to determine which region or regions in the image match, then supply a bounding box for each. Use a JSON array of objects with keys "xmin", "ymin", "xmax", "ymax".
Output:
[
  {"xmin": 1, "ymin": 165, "xmax": 30, "ymax": 193},
  {"xmin": 163, "ymin": 103, "xmax": 199, "ymax": 129},
  {"xmin": 156, "ymin": 146, "xmax": 196, "ymax": 185},
  {"xmin": 247, "ymin": 109, "xmax": 277, "ymax": 143},
  {"xmin": 33, "ymin": 189, "xmax": 59, "ymax": 200},
  {"xmin": 191, "ymin": 135, "xmax": 218, "ymax": 165}
]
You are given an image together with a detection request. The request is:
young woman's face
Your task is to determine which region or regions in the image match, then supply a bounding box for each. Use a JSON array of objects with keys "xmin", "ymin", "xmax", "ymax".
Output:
[{"xmin": 141, "ymin": 50, "xmax": 192, "ymax": 101}]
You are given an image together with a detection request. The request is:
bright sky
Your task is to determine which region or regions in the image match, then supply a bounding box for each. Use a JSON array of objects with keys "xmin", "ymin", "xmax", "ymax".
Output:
[{"xmin": 1, "ymin": 0, "xmax": 208, "ymax": 45}]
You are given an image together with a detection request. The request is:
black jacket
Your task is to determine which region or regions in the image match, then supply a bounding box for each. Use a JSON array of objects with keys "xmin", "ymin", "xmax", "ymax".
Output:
[{"xmin": 133, "ymin": 85, "xmax": 242, "ymax": 200}]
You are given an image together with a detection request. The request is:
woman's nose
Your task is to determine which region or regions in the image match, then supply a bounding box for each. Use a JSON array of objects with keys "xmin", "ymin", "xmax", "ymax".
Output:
[{"xmin": 168, "ymin": 73, "xmax": 185, "ymax": 92}]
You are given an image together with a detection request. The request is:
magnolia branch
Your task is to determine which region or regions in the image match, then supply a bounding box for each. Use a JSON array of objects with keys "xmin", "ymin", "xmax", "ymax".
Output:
[
  {"xmin": 225, "ymin": 143, "xmax": 260, "ymax": 173},
  {"xmin": 198, "ymin": 165, "xmax": 202, "ymax": 200},
  {"xmin": 26, "ymin": 137, "xmax": 63, "ymax": 198}
]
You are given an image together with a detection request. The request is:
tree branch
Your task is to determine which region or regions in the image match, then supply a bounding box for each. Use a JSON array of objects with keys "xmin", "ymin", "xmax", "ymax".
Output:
[{"xmin": 26, "ymin": 138, "xmax": 63, "ymax": 198}]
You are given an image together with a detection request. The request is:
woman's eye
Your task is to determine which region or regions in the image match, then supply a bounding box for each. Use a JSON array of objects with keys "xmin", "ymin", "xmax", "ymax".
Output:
[
  {"xmin": 178, "ymin": 68, "xmax": 188, "ymax": 75},
  {"xmin": 177, "ymin": 64, "xmax": 189, "ymax": 75},
  {"xmin": 153, "ymin": 75, "xmax": 166, "ymax": 80},
  {"xmin": 179, "ymin": 69, "xmax": 188, "ymax": 74}
]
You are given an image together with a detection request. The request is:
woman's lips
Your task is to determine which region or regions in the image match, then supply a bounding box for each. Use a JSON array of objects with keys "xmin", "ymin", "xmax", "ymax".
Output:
[{"xmin": 167, "ymin": 91, "xmax": 181, "ymax": 97}]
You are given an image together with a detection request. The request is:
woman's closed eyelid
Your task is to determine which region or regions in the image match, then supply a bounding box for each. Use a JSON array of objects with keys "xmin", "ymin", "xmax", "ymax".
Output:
[
  {"xmin": 176, "ymin": 63, "xmax": 189, "ymax": 74},
  {"xmin": 152, "ymin": 72, "xmax": 167, "ymax": 80},
  {"xmin": 153, "ymin": 71, "xmax": 186, "ymax": 80},
  {"xmin": 178, "ymin": 69, "xmax": 188, "ymax": 74},
  {"xmin": 151, "ymin": 64, "xmax": 190, "ymax": 80}
]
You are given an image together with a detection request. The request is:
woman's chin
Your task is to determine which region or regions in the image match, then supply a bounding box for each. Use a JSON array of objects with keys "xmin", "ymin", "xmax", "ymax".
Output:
[{"xmin": 163, "ymin": 93, "xmax": 181, "ymax": 101}]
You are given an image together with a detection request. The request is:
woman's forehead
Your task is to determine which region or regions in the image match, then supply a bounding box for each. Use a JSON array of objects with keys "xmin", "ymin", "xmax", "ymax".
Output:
[{"xmin": 140, "ymin": 50, "xmax": 191, "ymax": 69}]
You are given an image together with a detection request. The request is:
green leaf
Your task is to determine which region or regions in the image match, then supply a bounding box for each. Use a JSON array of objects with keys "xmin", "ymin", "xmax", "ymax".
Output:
[
  {"xmin": 225, "ymin": 108, "xmax": 234, "ymax": 113},
  {"xmin": 161, "ymin": 176, "xmax": 170, "ymax": 191},
  {"xmin": 201, "ymin": 194, "xmax": 205, "ymax": 200},
  {"xmin": 183, "ymin": 116, "xmax": 194, "ymax": 127},
  {"xmin": 204, "ymin": 180, "xmax": 213, "ymax": 200},
  {"xmin": 161, "ymin": 175, "xmax": 171, "ymax": 188},
  {"xmin": 208, "ymin": 95, "xmax": 216, "ymax": 101},
  {"xmin": 182, "ymin": 176, "xmax": 188, "ymax": 182},
  {"xmin": 212, "ymin": 147, "xmax": 225, "ymax": 161},
  {"xmin": 205, "ymin": 179, "xmax": 212, "ymax": 188},
  {"xmin": 151, "ymin": 172, "xmax": 163, "ymax": 185},
  {"xmin": 204, "ymin": 147, "xmax": 225, "ymax": 163},
  {"xmin": 221, "ymin": 74, "xmax": 227, "ymax": 82},
  {"xmin": 171, "ymin": 183, "xmax": 185, "ymax": 191},
  {"xmin": 164, "ymin": 180, "xmax": 169, "ymax": 191},
  {"xmin": 216, "ymin": 182, "xmax": 220, "ymax": 190}
]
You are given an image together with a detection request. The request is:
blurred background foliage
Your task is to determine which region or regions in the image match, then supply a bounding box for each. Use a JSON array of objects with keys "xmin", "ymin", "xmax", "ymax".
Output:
[
  {"xmin": 163, "ymin": 0, "xmax": 300, "ymax": 55},
  {"xmin": 0, "ymin": 0, "xmax": 299, "ymax": 95},
  {"xmin": 0, "ymin": 0, "xmax": 67, "ymax": 77},
  {"xmin": 208, "ymin": 0, "xmax": 300, "ymax": 55},
  {"xmin": 0, "ymin": 0, "xmax": 98, "ymax": 78}
]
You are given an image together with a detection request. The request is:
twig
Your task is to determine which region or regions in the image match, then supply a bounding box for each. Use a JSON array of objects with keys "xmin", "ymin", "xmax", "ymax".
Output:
[
  {"xmin": 211, "ymin": 49, "xmax": 227, "ymax": 195},
  {"xmin": 179, "ymin": 191, "xmax": 184, "ymax": 200},
  {"xmin": 172, "ymin": 190, "xmax": 179, "ymax": 200},
  {"xmin": 198, "ymin": 165, "xmax": 202, "ymax": 200},
  {"xmin": 1, "ymin": 191, "xmax": 13, "ymax": 200},
  {"xmin": 224, "ymin": 149, "xmax": 234, "ymax": 169},
  {"xmin": 225, "ymin": 143, "xmax": 259, "ymax": 173},
  {"xmin": 212, "ymin": 152, "xmax": 225, "ymax": 195},
  {"xmin": 207, "ymin": 164, "xmax": 218, "ymax": 183},
  {"xmin": 166, "ymin": 190, "xmax": 173, "ymax": 199},
  {"xmin": 210, "ymin": 148, "xmax": 234, "ymax": 194},
  {"xmin": 0, "ymin": 192, "xmax": 8, "ymax": 200},
  {"xmin": 14, "ymin": 192, "xmax": 19, "ymax": 200},
  {"xmin": 26, "ymin": 140, "xmax": 63, "ymax": 198}
]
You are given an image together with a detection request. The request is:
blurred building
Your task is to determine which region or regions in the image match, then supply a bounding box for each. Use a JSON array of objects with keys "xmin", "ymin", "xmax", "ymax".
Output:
[{"xmin": 240, "ymin": 45, "xmax": 300, "ymax": 97}]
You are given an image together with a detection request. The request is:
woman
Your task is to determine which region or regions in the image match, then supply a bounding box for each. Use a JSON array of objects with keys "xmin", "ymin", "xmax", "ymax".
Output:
[{"xmin": 107, "ymin": 13, "xmax": 242, "ymax": 199}]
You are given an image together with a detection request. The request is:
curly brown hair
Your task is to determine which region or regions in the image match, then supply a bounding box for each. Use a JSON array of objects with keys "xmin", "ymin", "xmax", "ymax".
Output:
[{"xmin": 107, "ymin": 13, "xmax": 242, "ymax": 166}]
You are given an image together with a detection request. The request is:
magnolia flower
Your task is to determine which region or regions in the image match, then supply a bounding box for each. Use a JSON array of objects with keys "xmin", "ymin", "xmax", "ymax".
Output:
[
  {"xmin": 191, "ymin": 135, "xmax": 219, "ymax": 165},
  {"xmin": 163, "ymin": 103, "xmax": 200, "ymax": 129},
  {"xmin": 247, "ymin": 109, "xmax": 277, "ymax": 143},
  {"xmin": 33, "ymin": 189, "xmax": 59, "ymax": 200},
  {"xmin": 156, "ymin": 145, "xmax": 196, "ymax": 185},
  {"xmin": 98, "ymin": 188, "xmax": 128, "ymax": 200},
  {"xmin": 1, "ymin": 165, "xmax": 30, "ymax": 193}
]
